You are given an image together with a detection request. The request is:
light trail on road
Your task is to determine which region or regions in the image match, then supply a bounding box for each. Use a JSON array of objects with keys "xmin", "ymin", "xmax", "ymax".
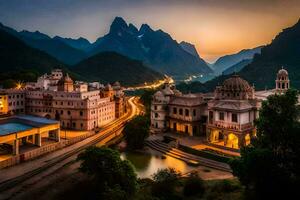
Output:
[{"xmin": 0, "ymin": 96, "xmax": 141, "ymax": 199}]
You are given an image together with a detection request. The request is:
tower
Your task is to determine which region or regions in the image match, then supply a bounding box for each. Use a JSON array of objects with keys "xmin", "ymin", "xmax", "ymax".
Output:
[
  {"xmin": 276, "ymin": 67, "xmax": 290, "ymax": 93},
  {"xmin": 57, "ymin": 73, "xmax": 74, "ymax": 92}
]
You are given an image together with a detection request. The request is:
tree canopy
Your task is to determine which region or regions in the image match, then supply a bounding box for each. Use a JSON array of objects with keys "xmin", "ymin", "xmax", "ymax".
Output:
[
  {"xmin": 230, "ymin": 89, "xmax": 300, "ymax": 199},
  {"xmin": 123, "ymin": 115, "xmax": 150, "ymax": 150},
  {"xmin": 77, "ymin": 147, "xmax": 138, "ymax": 199}
]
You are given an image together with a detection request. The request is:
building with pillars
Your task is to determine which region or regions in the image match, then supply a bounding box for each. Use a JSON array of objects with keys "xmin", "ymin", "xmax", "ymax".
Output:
[
  {"xmin": 0, "ymin": 115, "xmax": 60, "ymax": 156},
  {"xmin": 151, "ymin": 68, "xmax": 294, "ymax": 150},
  {"xmin": 206, "ymin": 75, "xmax": 260, "ymax": 149}
]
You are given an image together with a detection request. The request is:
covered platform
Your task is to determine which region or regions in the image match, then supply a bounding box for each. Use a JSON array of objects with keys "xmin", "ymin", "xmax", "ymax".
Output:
[{"xmin": 0, "ymin": 115, "xmax": 60, "ymax": 157}]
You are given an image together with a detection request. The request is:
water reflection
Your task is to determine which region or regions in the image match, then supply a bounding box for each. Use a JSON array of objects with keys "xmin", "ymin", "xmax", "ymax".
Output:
[{"xmin": 121, "ymin": 151, "xmax": 196, "ymax": 178}]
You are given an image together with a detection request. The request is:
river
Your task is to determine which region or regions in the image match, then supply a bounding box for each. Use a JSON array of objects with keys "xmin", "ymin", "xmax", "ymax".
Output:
[{"xmin": 120, "ymin": 150, "xmax": 197, "ymax": 178}]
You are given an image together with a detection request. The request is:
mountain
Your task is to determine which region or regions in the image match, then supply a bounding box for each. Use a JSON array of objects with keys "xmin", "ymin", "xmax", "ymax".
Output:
[
  {"xmin": 89, "ymin": 17, "xmax": 212, "ymax": 76},
  {"xmin": 222, "ymin": 59, "xmax": 252, "ymax": 75},
  {"xmin": 0, "ymin": 28, "xmax": 65, "ymax": 88},
  {"xmin": 213, "ymin": 46, "xmax": 262, "ymax": 74},
  {"xmin": 177, "ymin": 19, "xmax": 300, "ymax": 93},
  {"xmin": 72, "ymin": 52, "xmax": 164, "ymax": 86},
  {"xmin": 53, "ymin": 36, "xmax": 91, "ymax": 51},
  {"xmin": 238, "ymin": 19, "xmax": 300, "ymax": 89},
  {"xmin": 179, "ymin": 41, "xmax": 200, "ymax": 58},
  {"xmin": 0, "ymin": 23, "xmax": 87, "ymax": 65}
]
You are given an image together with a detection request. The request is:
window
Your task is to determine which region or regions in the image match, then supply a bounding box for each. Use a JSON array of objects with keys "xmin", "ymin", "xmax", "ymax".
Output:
[
  {"xmin": 60, "ymin": 110, "xmax": 63, "ymax": 115},
  {"xmin": 155, "ymin": 113, "xmax": 158, "ymax": 118},
  {"xmin": 209, "ymin": 111, "xmax": 213, "ymax": 124},
  {"xmin": 232, "ymin": 113, "xmax": 238, "ymax": 123},
  {"xmin": 80, "ymin": 111, "xmax": 83, "ymax": 116},
  {"xmin": 185, "ymin": 109, "xmax": 189, "ymax": 116},
  {"xmin": 179, "ymin": 108, "xmax": 183, "ymax": 115},
  {"xmin": 67, "ymin": 111, "xmax": 71, "ymax": 115},
  {"xmin": 173, "ymin": 107, "xmax": 177, "ymax": 114},
  {"xmin": 193, "ymin": 109, "xmax": 196, "ymax": 116},
  {"xmin": 154, "ymin": 105, "xmax": 157, "ymax": 110},
  {"xmin": 219, "ymin": 112, "xmax": 224, "ymax": 121}
]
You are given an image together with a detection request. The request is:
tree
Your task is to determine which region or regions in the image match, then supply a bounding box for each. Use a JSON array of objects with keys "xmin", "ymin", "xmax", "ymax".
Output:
[
  {"xmin": 151, "ymin": 168, "xmax": 181, "ymax": 199},
  {"xmin": 123, "ymin": 115, "xmax": 150, "ymax": 150},
  {"xmin": 183, "ymin": 172, "xmax": 205, "ymax": 197},
  {"xmin": 77, "ymin": 147, "xmax": 138, "ymax": 198},
  {"xmin": 230, "ymin": 89, "xmax": 300, "ymax": 199}
]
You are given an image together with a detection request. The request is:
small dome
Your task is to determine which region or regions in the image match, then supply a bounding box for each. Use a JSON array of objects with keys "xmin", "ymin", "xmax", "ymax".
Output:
[
  {"xmin": 222, "ymin": 75, "xmax": 251, "ymax": 91},
  {"xmin": 154, "ymin": 91, "xmax": 164, "ymax": 97},
  {"xmin": 105, "ymin": 84, "xmax": 112, "ymax": 90},
  {"xmin": 277, "ymin": 68, "xmax": 288, "ymax": 78},
  {"xmin": 58, "ymin": 73, "xmax": 73, "ymax": 85},
  {"xmin": 162, "ymin": 87, "xmax": 174, "ymax": 95},
  {"xmin": 113, "ymin": 81, "xmax": 121, "ymax": 87}
]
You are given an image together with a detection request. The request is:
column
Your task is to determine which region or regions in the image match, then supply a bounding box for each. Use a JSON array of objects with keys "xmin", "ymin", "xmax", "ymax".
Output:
[
  {"xmin": 238, "ymin": 135, "xmax": 245, "ymax": 148},
  {"xmin": 55, "ymin": 129, "xmax": 60, "ymax": 142},
  {"xmin": 35, "ymin": 134, "xmax": 41, "ymax": 147},
  {"xmin": 13, "ymin": 139, "xmax": 19, "ymax": 155}
]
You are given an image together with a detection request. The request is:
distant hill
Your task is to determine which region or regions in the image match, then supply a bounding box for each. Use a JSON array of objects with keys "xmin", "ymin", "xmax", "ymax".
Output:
[
  {"xmin": 213, "ymin": 46, "xmax": 262, "ymax": 74},
  {"xmin": 72, "ymin": 52, "xmax": 164, "ymax": 86},
  {"xmin": 0, "ymin": 23, "xmax": 87, "ymax": 65},
  {"xmin": 53, "ymin": 36, "xmax": 91, "ymax": 51},
  {"xmin": 222, "ymin": 59, "xmax": 252, "ymax": 75},
  {"xmin": 88, "ymin": 17, "xmax": 212, "ymax": 76},
  {"xmin": 0, "ymin": 29, "xmax": 65, "ymax": 88},
  {"xmin": 177, "ymin": 19, "xmax": 300, "ymax": 93}
]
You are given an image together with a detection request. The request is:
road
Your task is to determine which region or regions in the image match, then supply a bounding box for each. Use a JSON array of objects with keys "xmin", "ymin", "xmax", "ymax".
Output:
[{"xmin": 0, "ymin": 96, "xmax": 141, "ymax": 200}]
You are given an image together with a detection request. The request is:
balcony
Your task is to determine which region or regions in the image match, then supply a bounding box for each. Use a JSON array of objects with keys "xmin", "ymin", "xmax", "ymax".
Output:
[{"xmin": 209, "ymin": 121, "xmax": 254, "ymax": 131}]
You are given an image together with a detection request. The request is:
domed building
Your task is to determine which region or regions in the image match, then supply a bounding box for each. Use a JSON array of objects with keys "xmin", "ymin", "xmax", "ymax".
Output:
[
  {"xmin": 206, "ymin": 74, "xmax": 260, "ymax": 149},
  {"xmin": 276, "ymin": 67, "xmax": 290, "ymax": 93}
]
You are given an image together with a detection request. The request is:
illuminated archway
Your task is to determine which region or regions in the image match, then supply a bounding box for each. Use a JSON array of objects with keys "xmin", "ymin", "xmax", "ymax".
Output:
[
  {"xmin": 226, "ymin": 133, "xmax": 239, "ymax": 149},
  {"xmin": 245, "ymin": 134, "xmax": 251, "ymax": 146}
]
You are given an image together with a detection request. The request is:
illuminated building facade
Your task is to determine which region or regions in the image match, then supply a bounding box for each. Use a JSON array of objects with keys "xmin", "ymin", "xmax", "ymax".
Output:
[
  {"xmin": 0, "ymin": 69, "xmax": 126, "ymax": 131},
  {"xmin": 151, "ymin": 68, "xmax": 293, "ymax": 149}
]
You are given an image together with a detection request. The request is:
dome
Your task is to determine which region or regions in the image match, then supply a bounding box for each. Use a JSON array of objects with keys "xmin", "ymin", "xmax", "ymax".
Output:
[
  {"xmin": 154, "ymin": 91, "xmax": 164, "ymax": 97},
  {"xmin": 105, "ymin": 84, "xmax": 112, "ymax": 90},
  {"xmin": 162, "ymin": 87, "xmax": 174, "ymax": 95},
  {"xmin": 58, "ymin": 73, "xmax": 73, "ymax": 85},
  {"xmin": 277, "ymin": 68, "xmax": 288, "ymax": 78},
  {"xmin": 113, "ymin": 81, "xmax": 121, "ymax": 87},
  {"xmin": 222, "ymin": 75, "xmax": 251, "ymax": 91}
]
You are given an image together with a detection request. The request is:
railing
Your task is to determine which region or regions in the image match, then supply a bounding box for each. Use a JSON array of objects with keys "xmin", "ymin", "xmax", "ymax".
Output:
[
  {"xmin": 211, "ymin": 121, "xmax": 253, "ymax": 131},
  {"xmin": 0, "ymin": 131, "xmax": 96, "ymax": 169}
]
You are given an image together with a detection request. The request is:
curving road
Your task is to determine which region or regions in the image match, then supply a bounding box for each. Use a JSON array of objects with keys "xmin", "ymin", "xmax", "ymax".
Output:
[{"xmin": 0, "ymin": 96, "xmax": 140, "ymax": 200}]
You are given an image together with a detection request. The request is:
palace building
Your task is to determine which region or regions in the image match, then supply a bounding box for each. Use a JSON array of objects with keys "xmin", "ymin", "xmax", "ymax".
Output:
[
  {"xmin": 151, "ymin": 68, "xmax": 293, "ymax": 149},
  {"xmin": 0, "ymin": 69, "xmax": 126, "ymax": 131}
]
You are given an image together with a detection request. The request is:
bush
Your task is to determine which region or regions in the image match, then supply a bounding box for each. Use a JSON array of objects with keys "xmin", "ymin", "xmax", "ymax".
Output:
[
  {"xmin": 123, "ymin": 115, "xmax": 150, "ymax": 150},
  {"xmin": 183, "ymin": 174, "xmax": 205, "ymax": 197}
]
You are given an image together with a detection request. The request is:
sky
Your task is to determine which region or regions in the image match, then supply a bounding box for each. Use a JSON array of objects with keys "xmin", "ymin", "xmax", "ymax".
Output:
[{"xmin": 0, "ymin": 0, "xmax": 299, "ymax": 63}]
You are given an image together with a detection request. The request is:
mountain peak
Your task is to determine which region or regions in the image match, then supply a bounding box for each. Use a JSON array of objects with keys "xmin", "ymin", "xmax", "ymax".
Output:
[
  {"xmin": 179, "ymin": 41, "xmax": 200, "ymax": 58},
  {"xmin": 139, "ymin": 24, "xmax": 153, "ymax": 34},
  {"xmin": 110, "ymin": 17, "xmax": 128, "ymax": 33}
]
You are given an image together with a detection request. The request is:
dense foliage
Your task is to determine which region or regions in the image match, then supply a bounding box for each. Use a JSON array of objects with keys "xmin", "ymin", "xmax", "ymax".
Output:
[
  {"xmin": 72, "ymin": 52, "xmax": 163, "ymax": 86},
  {"xmin": 230, "ymin": 89, "xmax": 300, "ymax": 199},
  {"xmin": 183, "ymin": 172, "xmax": 205, "ymax": 197},
  {"xmin": 123, "ymin": 115, "xmax": 150, "ymax": 150},
  {"xmin": 151, "ymin": 168, "xmax": 182, "ymax": 200},
  {"xmin": 77, "ymin": 147, "xmax": 138, "ymax": 199}
]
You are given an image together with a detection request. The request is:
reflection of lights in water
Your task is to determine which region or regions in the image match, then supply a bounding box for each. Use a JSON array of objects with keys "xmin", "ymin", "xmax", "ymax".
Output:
[{"xmin": 121, "ymin": 151, "xmax": 195, "ymax": 178}]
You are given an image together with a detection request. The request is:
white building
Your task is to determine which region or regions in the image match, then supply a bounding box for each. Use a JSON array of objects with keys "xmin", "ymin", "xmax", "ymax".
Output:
[
  {"xmin": 151, "ymin": 68, "xmax": 293, "ymax": 149},
  {"xmin": 1, "ymin": 69, "xmax": 126, "ymax": 131}
]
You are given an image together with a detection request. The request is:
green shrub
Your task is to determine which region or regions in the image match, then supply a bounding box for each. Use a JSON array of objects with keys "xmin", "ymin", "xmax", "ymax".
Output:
[{"xmin": 183, "ymin": 174, "xmax": 205, "ymax": 197}]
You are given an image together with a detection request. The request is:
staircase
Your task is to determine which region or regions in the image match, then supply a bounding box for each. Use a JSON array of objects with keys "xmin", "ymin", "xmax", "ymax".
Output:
[{"xmin": 145, "ymin": 140, "xmax": 232, "ymax": 172}]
